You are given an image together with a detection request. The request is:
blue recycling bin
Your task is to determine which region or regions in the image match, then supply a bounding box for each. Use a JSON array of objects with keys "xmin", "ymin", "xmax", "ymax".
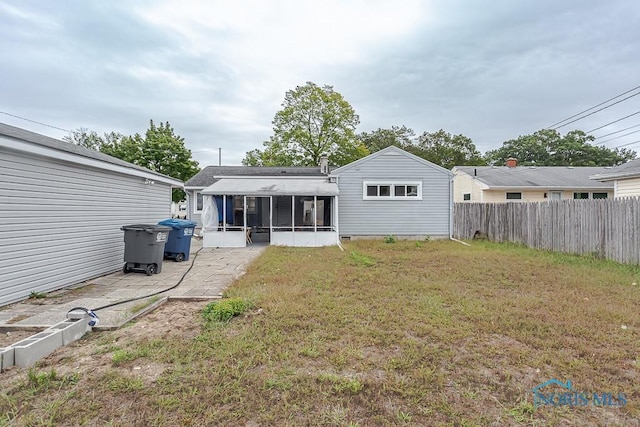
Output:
[{"xmin": 158, "ymin": 219, "xmax": 198, "ymax": 262}]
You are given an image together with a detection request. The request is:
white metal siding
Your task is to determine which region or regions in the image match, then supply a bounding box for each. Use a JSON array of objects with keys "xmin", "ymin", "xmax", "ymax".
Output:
[
  {"xmin": 0, "ymin": 149, "xmax": 172, "ymax": 305},
  {"xmin": 616, "ymin": 177, "xmax": 640, "ymax": 198},
  {"xmin": 336, "ymin": 151, "xmax": 451, "ymax": 236}
]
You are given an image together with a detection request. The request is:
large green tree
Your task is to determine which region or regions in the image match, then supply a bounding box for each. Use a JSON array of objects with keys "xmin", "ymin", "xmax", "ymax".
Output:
[
  {"xmin": 358, "ymin": 126, "xmax": 416, "ymax": 152},
  {"xmin": 415, "ymin": 129, "xmax": 486, "ymax": 169},
  {"xmin": 485, "ymin": 129, "xmax": 636, "ymax": 166},
  {"xmin": 243, "ymin": 82, "xmax": 368, "ymax": 167},
  {"xmin": 66, "ymin": 121, "xmax": 199, "ymax": 202},
  {"xmin": 358, "ymin": 126, "xmax": 485, "ymax": 169},
  {"xmin": 63, "ymin": 127, "xmax": 122, "ymax": 151}
]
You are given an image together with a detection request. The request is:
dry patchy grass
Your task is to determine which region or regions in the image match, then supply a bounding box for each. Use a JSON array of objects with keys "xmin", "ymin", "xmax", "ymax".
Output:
[{"xmin": 1, "ymin": 240, "xmax": 639, "ymax": 426}]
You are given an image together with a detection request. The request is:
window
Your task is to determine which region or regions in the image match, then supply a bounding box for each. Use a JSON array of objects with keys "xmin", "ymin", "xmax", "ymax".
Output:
[
  {"xmin": 506, "ymin": 192, "xmax": 522, "ymax": 200},
  {"xmin": 549, "ymin": 191, "xmax": 562, "ymax": 200},
  {"xmin": 194, "ymin": 191, "xmax": 203, "ymax": 212},
  {"xmin": 573, "ymin": 192, "xmax": 589, "ymax": 199},
  {"xmin": 592, "ymin": 192, "xmax": 608, "ymax": 199},
  {"xmin": 463, "ymin": 193, "xmax": 471, "ymax": 201},
  {"xmin": 363, "ymin": 182, "xmax": 422, "ymax": 200}
]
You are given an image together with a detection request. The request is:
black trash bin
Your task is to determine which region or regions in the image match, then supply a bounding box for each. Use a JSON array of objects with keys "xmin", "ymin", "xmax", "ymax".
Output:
[{"xmin": 121, "ymin": 224, "xmax": 172, "ymax": 275}]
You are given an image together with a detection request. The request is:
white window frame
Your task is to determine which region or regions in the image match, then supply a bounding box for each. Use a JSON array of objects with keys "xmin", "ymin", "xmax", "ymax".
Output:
[
  {"xmin": 193, "ymin": 191, "xmax": 204, "ymax": 213},
  {"xmin": 362, "ymin": 181, "xmax": 422, "ymax": 200}
]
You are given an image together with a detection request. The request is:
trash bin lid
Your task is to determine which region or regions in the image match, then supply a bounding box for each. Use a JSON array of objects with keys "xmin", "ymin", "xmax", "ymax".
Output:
[
  {"xmin": 158, "ymin": 219, "xmax": 198, "ymax": 229},
  {"xmin": 121, "ymin": 224, "xmax": 173, "ymax": 232}
]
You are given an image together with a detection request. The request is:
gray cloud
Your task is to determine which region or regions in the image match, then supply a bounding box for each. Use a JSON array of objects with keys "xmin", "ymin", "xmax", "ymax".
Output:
[{"xmin": 2, "ymin": 0, "xmax": 640, "ymax": 167}]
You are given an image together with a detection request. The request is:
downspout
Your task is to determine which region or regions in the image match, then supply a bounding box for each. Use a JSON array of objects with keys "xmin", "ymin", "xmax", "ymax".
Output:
[{"xmin": 449, "ymin": 174, "xmax": 454, "ymax": 239}]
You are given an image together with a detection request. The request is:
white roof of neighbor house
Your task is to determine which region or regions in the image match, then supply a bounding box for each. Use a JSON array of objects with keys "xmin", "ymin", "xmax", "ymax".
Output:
[
  {"xmin": 454, "ymin": 166, "xmax": 614, "ymax": 189},
  {"xmin": 590, "ymin": 158, "xmax": 640, "ymax": 181},
  {"xmin": 201, "ymin": 177, "xmax": 339, "ymax": 196}
]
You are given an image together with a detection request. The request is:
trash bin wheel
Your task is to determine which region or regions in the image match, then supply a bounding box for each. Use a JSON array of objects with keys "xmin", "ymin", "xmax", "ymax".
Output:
[
  {"xmin": 145, "ymin": 264, "xmax": 156, "ymax": 276},
  {"xmin": 175, "ymin": 253, "xmax": 185, "ymax": 262},
  {"xmin": 123, "ymin": 263, "xmax": 130, "ymax": 274}
]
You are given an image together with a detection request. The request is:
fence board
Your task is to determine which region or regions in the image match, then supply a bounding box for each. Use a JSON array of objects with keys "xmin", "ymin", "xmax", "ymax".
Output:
[{"xmin": 453, "ymin": 198, "xmax": 640, "ymax": 265}]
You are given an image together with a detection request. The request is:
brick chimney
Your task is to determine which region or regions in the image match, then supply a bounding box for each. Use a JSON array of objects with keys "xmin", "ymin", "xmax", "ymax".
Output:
[{"xmin": 506, "ymin": 158, "xmax": 518, "ymax": 168}]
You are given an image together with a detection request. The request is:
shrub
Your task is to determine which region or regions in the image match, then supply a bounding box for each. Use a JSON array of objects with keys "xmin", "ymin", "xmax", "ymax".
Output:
[
  {"xmin": 384, "ymin": 235, "xmax": 396, "ymax": 243},
  {"xmin": 202, "ymin": 298, "xmax": 253, "ymax": 322}
]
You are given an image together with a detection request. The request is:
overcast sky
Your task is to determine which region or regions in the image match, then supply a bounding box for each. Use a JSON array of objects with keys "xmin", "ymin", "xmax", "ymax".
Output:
[{"xmin": 2, "ymin": 1, "xmax": 640, "ymax": 166}]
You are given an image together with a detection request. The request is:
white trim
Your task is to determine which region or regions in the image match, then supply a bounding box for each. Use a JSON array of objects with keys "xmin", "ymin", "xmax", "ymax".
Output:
[
  {"xmin": 362, "ymin": 181, "xmax": 423, "ymax": 200},
  {"xmin": 1, "ymin": 136, "xmax": 183, "ymax": 187}
]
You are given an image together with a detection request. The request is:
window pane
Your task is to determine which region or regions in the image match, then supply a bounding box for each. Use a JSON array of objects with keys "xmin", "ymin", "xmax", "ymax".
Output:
[
  {"xmin": 407, "ymin": 185, "xmax": 418, "ymax": 196},
  {"xmin": 463, "ymin": 193, "xmax": 471, "ymax": 201},
  {"xmin": 573, "ymin": 192, "xmax": 589, "ymax": 199},
  {"xmin": 379, "ymin": 185, "xmax": 391, "ymax": 196},
  {"xmin": 196, "ymin": 192, "xmax": 203, "ymax": 211},
  {"xmin": 394, "ymin": 186, "xmax": 406, "ymax": 197},
  {"xmin": 592, "ymin": 192, "xmax": 608, "ymax": 199},
  {"xmin": 366, "ymin": 185, "xmax": 378, "ymax": 197},
  {"xmin": 506, "ymin": 192, "xmax": 522, "ymax": 200}
]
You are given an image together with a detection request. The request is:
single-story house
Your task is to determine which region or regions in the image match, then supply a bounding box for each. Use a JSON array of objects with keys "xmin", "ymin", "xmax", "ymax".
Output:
[
  {"xmin": 184, "ymin": 146, "xmax": 453, "ymax": 247},
  {"xmin": 590, "ymin": 158, "xmax": 640, "ymax": 197},
  {"xmin": 0, "ymin": 123, "xmax": 183, "ymax": 306},
  {"xmin": 452, "ymin": 159, "xmax": 614, "ymax": 203}
]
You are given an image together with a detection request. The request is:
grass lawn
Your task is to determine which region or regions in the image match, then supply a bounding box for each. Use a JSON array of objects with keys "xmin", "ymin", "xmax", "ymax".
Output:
[{"xmin": 2, "ymin": 240, "xmax": 640, "ymax": 425}]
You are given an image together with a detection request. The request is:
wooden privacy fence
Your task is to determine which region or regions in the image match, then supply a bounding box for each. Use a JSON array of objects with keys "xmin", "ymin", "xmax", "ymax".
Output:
[{"xmin": 453, "ymin": 198, "xmax": 640, "ymax": 265}]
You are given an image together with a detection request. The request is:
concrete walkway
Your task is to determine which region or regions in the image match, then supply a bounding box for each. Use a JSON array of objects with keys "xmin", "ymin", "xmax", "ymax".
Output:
[{"xmin": 0, "ymin": 239, "xmax": 266, "ymax": 330}]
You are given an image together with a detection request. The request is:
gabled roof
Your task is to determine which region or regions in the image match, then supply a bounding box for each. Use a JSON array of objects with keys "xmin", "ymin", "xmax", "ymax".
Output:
[
  {"xmin": 331, "ymin": 145, "xmax": 453, "ymax": 176},
  {"xmin": 453, "ymin": 165, "xmax": 614, "ymax": 189},
  {"xmin": 590, "ymin": 158, "xmax": 640, "ymax": 181},
  {"xmin": 185, "ymin": 165, "xmax": 329, "ymax": 187},
  {"xmin": 0, "ymin": 122, "xmax": 182, "ymax": 186}
]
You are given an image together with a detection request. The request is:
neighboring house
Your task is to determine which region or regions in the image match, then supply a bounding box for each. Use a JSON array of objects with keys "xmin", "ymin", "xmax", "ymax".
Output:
[
  {"xmin": 590, "ymin": 158, "xmax": 640, "ymax": 197},
  {"xmin": 452, "ymin": 159, "xmax": 614, "ymax": 203},
  {"xmin": 0, "ymin": 123, "xmax": 183, "ymax": 306},
  {"xmin": 184, "ymin": 146, "xmax": 453, "ymax": 247}
]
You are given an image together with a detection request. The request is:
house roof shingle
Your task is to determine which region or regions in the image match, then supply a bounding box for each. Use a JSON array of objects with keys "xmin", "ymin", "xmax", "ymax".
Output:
[
  {"xmin": 590, "ymin": 158, "xmax": 640, "ymax": 181},
  {"xmin": 0, "ymin": 122, "xmax": 181, "ymax": 183},
  {"xmin": 454, "ymin": 165, "xmax": 614, "ymax": 189},
  {"xmin": 185, "ymin": 165, "xmax": 329, "ymax": 187}
]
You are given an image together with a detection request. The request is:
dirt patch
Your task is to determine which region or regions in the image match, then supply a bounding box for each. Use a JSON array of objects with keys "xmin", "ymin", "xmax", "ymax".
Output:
[
  {"xmin": 0, "ymin": 330, "xmax": 39, "ymax": 347},
  {"xmin": 0, "ymin": 300, "xmax": 210, "ymax": 383}
]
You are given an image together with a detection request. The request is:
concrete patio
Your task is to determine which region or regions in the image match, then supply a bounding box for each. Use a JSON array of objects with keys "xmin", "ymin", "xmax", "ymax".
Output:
[{"xmin": 0, "ymin": 239, "xmax": 266, "ymax": 331}]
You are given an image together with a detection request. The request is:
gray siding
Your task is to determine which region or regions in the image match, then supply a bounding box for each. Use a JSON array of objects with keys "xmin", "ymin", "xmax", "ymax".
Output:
[
  {"xmin": 0, "ymin": 149, "xmax": 172, "ymax": 305},
  {"xmin": 336, "ymin": 151, "xmax": 451, "ymax": 237},
  {"xmin": 186, "ymin": 190, "xmax": 203, "ymax": 228}
]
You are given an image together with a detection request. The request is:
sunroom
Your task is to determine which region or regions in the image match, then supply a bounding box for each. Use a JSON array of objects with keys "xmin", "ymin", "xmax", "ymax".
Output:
[{"xmin": 200, "ymin": 177, "xmax": 339, "ymax": 247}]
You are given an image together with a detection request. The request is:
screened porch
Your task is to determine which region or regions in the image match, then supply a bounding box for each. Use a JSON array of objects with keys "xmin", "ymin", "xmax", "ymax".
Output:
[{"xmin": 200, "ymin": 178, "xmax": 339, "ymax": 247}]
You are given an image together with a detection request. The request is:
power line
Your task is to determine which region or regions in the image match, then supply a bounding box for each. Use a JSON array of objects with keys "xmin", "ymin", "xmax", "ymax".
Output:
[
  {"xmin": 546, "ymin": 84, "xmax": 640, "ymax": 129},
  {"xmin": 586, "ymin": 110, "xmax": 640, "ymax": 133},
  {"xmin": 611, "ymin": 138, "xmax": 640, "ymax": 149},
  {"xmin": 551, "ymin": 91, "xmax": 640, "ymax": 130},
  {"xmin": 593, "ymin": 122, "xmax": 640, "ymax": 139},
  {"xmin": 595, "ymin": 128, "xmax": 640, "ymax": 145},
  {"xmin": 0, "ymin": 111, "xmax": 72, "ymax": 133}
]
